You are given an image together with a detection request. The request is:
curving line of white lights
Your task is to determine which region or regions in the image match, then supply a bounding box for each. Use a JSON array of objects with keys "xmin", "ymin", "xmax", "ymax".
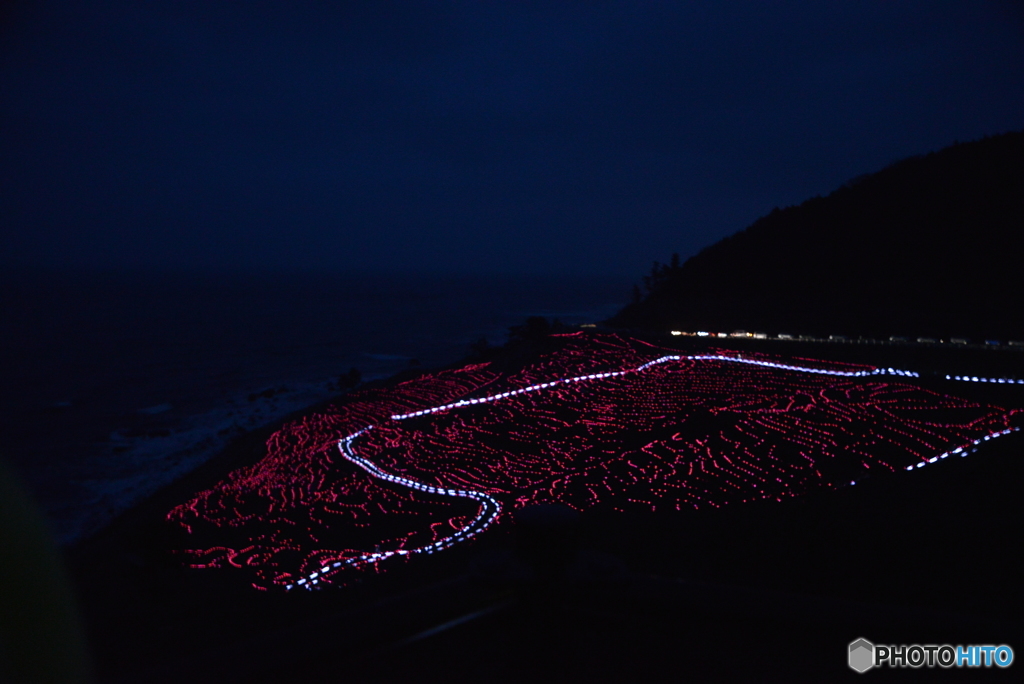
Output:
[
  {"xmin": 284, "ymin": 354, "xmax": 1013, "ymax": 590},
  {"xmin": 388, "ymin": 355, "xmax": 919, "ymax": 422},
  {"xmin": 285, "ymin": 429, "xmax": 501, "ymax": 590}
]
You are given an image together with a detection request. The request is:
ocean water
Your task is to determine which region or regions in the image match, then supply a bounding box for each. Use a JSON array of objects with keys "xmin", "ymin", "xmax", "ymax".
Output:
[{"xmin": 0, "ymin": 270, "xmax": 632, "ymax": 545}]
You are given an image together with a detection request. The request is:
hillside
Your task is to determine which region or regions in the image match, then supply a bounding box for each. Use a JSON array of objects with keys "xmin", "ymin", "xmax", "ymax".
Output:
[{"xmin": 610, "ymin": 130, "xmax": 1024, "ymax": 340}]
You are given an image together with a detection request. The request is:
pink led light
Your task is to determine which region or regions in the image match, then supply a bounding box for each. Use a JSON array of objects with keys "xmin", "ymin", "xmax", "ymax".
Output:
[{"xmin": 167, "ymin": 334, "xmax": 1022, "ymax": 590}]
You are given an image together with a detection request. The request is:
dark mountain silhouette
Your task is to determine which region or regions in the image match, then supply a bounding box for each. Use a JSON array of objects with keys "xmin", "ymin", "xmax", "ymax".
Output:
[{"xmin": 610, "ymin": 130, "xmax": 1024, "ymax": 341}]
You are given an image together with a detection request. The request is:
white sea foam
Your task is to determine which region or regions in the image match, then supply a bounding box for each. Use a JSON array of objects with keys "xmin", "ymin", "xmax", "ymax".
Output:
[{"xmin": 53, "ymin": 381, "xmax": 338, "ymax": 545}]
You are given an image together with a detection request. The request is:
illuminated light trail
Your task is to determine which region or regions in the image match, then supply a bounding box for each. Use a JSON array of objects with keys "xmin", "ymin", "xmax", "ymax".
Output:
[
  {"xmin": 285, "ymin": 428, "xmax": 501, "ymax": 590},
  {"xmin": 168, "ymin": 334, "xmax": 1022, "ymax": 591},
  {"xmin": 388, "ymin": 356, "xmax": 919, "ymax": 422}
]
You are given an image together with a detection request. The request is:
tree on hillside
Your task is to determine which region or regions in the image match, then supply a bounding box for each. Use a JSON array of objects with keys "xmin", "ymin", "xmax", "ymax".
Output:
[
  {"xmin": 641, "ymin": 253, "xmax": 681, "ymax": 298},
  {"xmin": 508, "ymin": 316, "xmax": 569, "ymax": 344}
]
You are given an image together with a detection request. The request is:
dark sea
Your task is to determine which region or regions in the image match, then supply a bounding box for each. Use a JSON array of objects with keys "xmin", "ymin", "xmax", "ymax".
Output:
[{"xmin": 0, "ymin": 270, "xmax": 632, "ymax": 546}]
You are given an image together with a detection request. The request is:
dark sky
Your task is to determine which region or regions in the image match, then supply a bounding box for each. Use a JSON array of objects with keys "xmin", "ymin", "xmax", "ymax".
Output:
[{"xmin": 2, "ymin": 1, "xmax": 1023, "ymax": 277}]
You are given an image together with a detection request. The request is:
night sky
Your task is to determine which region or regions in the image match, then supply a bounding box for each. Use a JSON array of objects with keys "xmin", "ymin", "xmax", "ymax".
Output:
[{"xmin": 2, "ymin": 1, "xmax": 1023, "ymax": 277}]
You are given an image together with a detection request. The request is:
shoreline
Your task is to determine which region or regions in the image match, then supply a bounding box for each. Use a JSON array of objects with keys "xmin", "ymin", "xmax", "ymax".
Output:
[{"xmin": 66, "ymin": 366, "xmax": 424, "ymax": 555}]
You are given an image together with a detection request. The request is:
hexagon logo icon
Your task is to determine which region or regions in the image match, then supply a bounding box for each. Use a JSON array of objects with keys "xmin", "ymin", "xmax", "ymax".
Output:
[{"xmin": 849, "ymin": 638, "xmax": 875, "ymax": 673}]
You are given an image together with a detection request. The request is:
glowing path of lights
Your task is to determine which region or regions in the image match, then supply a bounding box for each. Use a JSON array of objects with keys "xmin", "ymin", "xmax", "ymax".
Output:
[
  {"xmin": 387, "ymin": 355, "xmax": 919, "ymax": 422},
  {"xmin": 275, "ymin": 353, "xmax": 1015, "ymax": 591},
  {"xmin": 287, "ymin": 429, "xmax": 502, "ymax": 590}
]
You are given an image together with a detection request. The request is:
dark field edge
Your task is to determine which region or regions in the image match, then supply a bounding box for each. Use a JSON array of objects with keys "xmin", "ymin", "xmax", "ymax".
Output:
[{"xmin": 66, "ymin": 331, "xmax": 1024, "ymax": 683}]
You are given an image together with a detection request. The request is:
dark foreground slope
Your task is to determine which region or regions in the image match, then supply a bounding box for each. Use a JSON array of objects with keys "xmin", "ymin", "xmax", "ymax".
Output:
[{"xmin": 610, "ymin": 130, "xmax": 1024, "ymax": 340}]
